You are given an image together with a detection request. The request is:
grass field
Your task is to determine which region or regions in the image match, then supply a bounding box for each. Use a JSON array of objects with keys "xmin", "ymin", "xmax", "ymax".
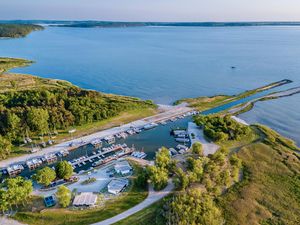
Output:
[
  {"xmin": 113, "ymin": 197, "xmax": 168, "ymax": 225},
  {"xmin": 14, "ymin": 163, "xmax": 149, "ymax": 225},
  {"xmin": 219, "ymin": 126, "xmax": 300, "ymax": 225}
]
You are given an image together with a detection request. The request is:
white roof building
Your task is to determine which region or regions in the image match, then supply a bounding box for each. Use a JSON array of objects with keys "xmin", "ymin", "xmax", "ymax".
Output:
[
  {"xmin": 73, "ymin": 192, "xmax": 98, "ymax": 207},
  {"xmin": 114, "ymin": 160, "xmax": 132, "ymax": 176},
  {"xmin": 107, "ymin": 179, "xmax": 129, "ymax": 195}
]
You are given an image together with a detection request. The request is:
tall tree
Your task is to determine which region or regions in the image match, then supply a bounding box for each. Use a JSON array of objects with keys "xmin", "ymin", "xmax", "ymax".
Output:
[
  {"xmin": 0, "ymin": 135, "xmax": 12, "ymax": 159},
  {"xmin": 5, "ymin": 112, "xmax": 21, "ymax": 141},
  {"xmin": 155, "ymin": 147, "xmax": 171, "ymax": 169},
  {"xmin": 56, "ymin": 185, "xmax": 71, "ymax": 208},
  {"xmin": 147, "ymin": 165, "xmax": 168, "ymax": 191},
  {"xmin": 55, "ymin": 161, "xmax": 73, "ymax": 180},
  {"xmin": 191, "ymin": 142, "xmax": 203, "ymax": 156},
  {"xmin": 27, "ymin": 108, "xmax": 49, "ymax": 135},
  {"xmin": 34, "ymin": 167, "xmax": 56, "ymax": 186}
]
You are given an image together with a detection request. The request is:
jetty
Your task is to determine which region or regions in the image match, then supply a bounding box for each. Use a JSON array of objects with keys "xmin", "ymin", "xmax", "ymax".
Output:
[{"xmin": 70, "ymin": 144, "xmax": 134, "ymax": 168}]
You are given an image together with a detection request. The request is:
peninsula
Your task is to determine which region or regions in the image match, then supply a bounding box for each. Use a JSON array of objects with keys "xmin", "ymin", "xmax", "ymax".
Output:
[{"xmin": 0, "ymin": 24, "xmax": 44, "ymax": 38}]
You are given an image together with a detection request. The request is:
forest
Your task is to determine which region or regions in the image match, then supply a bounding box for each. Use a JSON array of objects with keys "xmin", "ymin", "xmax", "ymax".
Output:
[{"xmin": 0, "ymin": 24, "xmax": 44, "ymax": 38}]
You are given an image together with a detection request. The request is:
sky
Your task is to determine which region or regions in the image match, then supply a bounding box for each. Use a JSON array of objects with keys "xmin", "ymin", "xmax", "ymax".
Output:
[{"xmin": 1, "ymin": 0, "xmax": 300, "ymax": 21}]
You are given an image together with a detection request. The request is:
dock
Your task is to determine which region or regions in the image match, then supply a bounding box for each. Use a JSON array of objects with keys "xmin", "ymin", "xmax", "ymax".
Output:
[{"xmin": 70, "ymin": 144, "xmax": 134, "ymax": 167}]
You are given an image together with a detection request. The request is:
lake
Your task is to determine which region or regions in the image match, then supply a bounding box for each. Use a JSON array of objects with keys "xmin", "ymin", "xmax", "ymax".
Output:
[{"xmin": 0, "ymin": 26, "xmax": 300, "ymax": 145}]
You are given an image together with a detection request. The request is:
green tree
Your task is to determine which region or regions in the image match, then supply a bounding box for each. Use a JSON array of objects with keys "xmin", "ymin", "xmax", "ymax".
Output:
[
  {"xmin": 174, "ymin": 168, "xmax": 189, "ymax": 190},
  {"xmin": 135, "ymin": 168, "xmax": 149, "ymax": 188},
  {"xmin": 56, "ymin": 185, "xmax": 71, "ymax": 208},
  {"xmin": 155, "ymin": 147, "xmax": 171, "ymax": 169},
  {"xmin": 0, "ymin": 189, "xmax": 9, "ymax": 213},
  {"xmin": 147, "ymin": 166, "xmax": 168, "ymax": 191},
  {"xmin": 55, "ymin": 161, "xmax": 74, "ymax": 180},
  {"xmin": 0, "ymin": 135, "xmax": 12, "ymax": 159},
  {"xmin": 5, "ymin": 177, "xmax": 33, "ymax": 208},
  {"xmin": 5, "ymin": 112, "xmax": 21, "ymax": 141},
  {"xmin": 34, "ymin": 167, "xmax": 56, "ymax": 186},
  {"xmin": 166, "ymin": 189, "xmax": 224, "ymax": 225},
  {"xmin": 27, "ymin": 108, "xmax": 49, "ymax": 135},
  {"xmin": 191, "ymin": 142, "xmax": 203, "ymax": 156}
]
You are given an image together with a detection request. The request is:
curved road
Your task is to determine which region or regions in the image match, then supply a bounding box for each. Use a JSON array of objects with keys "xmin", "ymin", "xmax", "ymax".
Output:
[{"xmin": 92, "ymin": 180, "xmax": 174, "ymax": 225}]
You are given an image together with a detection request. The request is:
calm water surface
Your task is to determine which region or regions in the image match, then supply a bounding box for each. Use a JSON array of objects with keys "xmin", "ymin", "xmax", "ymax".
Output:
[{"xmin": 0, "ymin": 26, "xmax": 299, "ymax": 145}]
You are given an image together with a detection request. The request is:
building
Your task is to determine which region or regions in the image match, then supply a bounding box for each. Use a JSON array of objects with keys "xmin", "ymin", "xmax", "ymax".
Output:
[
  {"xmin": 73, "ymin": 192, "xmax": 98, "ymax": 207},
  {"xmin": 114, "ymin": 160, "xmax": 132, "ymax": 176},
  {"xmin": 44, "ymin": 195, "xmax": 56, "ymax": 207},
  {"xmin": 107, "ymin": 179, "xmax": 129, "ymax": 195}
]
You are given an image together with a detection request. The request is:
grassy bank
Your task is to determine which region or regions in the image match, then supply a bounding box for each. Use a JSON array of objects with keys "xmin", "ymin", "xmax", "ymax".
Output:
[
  {"xmin": 219, "ymin": 126, "xmax": 300, "ymax": 224},
  {"xmin": 14, "ymin": 163, "xmax": 149, "ymax": 225},
  {"xmin": 176, "ymin": 79, "xmax": 292, "ymax": 111},
  {"xmin": 0, "ymin": 57, "xmax": 33, "ymax": 74},
  {"xmin": 113, "ymin": 197, "xmax": 167, "ymax": 225}
]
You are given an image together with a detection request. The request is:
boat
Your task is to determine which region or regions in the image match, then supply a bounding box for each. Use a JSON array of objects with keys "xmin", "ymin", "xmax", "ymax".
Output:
[
  {"xmin": 92, "ymin": 160, "xmax": 103, "ymax": 167},
  {"xmin": 160, "ymin": 121, "xmax": 167, "ymax": 125},
  {"xmin": 6, "ymin": 164, "xmax": 24, "ymax": 177},
  {"xmin": 175, "ymin": 138, "xmax": 190, "ymax": 143},
  {"xmin": 143, "ymin": 122, "xmax": 158, "ymax": 130},
  {"xmin": 119, "ymin": 132, "xmax": 128, "ymax": 139},
  {"xmin": 133, "ymin": 128, "xmax": 142, "ymax": 133},
  {"xmin": 176, "ymin": 144, "xmax": 189, "ymax": 151},
  {"xmin": 26, "ymin": 158, "xmax": 43, "ymax": 170},
  {"xmin": 131, "ymin": 151, "xmax": 147, "ymax": 159},
  {"xmin": 91, "ymin": 139, "xmax": 102, "ymax": 148},
  {"xmin": 104, "ymin": 135, "xmax": 115, "ymax": 144},
  {"xmin": 42, "ymin": 153, "xmax": 57, "ymax": 164},
  {"xmin": 126, "ymin": 129, "xmax": 135, "ymax": 135}
]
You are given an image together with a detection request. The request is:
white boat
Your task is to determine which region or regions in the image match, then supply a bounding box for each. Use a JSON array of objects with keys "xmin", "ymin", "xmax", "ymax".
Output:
[
  {"xmin": 92, "ymin": 160, "xmax": 103, "ymax": 167},
  {"xmin": 175, "ymin": 138, "xmax": 190, "ymax": 143},
  {"xmin": 143, "ymin": 123, "xmax": 158, "ymax": 130}
]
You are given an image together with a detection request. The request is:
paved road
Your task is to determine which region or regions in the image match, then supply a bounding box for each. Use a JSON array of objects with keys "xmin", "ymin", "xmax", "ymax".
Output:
[{"xmin": 92, "ymin": 180, "xmax": 174, "ymax": 225}]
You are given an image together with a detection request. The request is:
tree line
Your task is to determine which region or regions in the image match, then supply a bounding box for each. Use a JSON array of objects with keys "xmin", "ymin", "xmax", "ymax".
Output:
[{"xmin": 0, "ymin": 86, "xmax": 154, "ymax": 159}]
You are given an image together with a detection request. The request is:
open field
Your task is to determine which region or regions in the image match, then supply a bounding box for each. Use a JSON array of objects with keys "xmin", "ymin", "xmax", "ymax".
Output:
[
  {"xmin": 113, "ymin": 197, "xmax": 167, "ymax": 225},
  {"xmin": 219, "ymin": 126, "xmax": 300, "ymax": 225}
]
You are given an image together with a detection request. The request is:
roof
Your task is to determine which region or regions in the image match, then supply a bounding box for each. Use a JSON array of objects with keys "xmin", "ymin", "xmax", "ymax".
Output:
[
  {"xmin": 108, "ymin": 179, "xmax": 129, "ymax": 193},
  {"xmin": 73, "ymin": 192, "xmax": 97, "ymax": 206},
  {"xmin": 114, "ymin": 160, "xmax": 132, "ymax": 173},
  {"xmin": 44, "ymin": 195, "xmax": 56, "ymax": 207}
]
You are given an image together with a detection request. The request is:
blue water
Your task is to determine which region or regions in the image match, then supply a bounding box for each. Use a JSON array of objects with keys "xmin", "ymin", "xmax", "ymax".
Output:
[{"xmin": 0, "ymin": 26, "xmax": 300, "ymax": 145}]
